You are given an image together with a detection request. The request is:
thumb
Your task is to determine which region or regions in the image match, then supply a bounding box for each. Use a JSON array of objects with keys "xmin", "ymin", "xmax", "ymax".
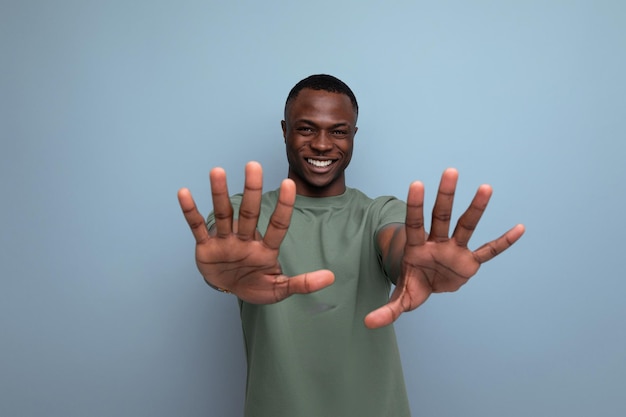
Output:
[{"xmin": 275, "ymin": 269, "xmax": 335, "ymax": 301}]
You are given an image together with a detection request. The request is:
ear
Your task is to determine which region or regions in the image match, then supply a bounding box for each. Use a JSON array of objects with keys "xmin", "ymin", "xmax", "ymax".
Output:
[{"xmin": 281, "ymin": 120, "xmax": 287, "ymax": 142}]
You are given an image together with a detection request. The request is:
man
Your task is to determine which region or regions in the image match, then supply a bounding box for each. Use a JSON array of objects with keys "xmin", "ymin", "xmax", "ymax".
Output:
[{"xmin": 178, "ymin": 74, "xmax": 525, "ymax": 417}]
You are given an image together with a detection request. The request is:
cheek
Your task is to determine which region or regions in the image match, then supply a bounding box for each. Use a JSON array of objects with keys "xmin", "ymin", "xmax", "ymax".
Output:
[
  {"xmin": 341, "ymin": 141, "xmax": 354, "ymax": 156},
  {"xmin": 287, "ymin": 138, "xmax": 309, "ymax": 153},
  {"xmin": 285, "ymin": 141, "xmax": 302, "ymax": 163}
]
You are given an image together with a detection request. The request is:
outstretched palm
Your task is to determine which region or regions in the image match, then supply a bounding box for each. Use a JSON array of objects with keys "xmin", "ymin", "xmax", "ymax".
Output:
[
  {"xmin": 365, "ymin": 169, "xmax": 525, "ymax": 328},
  {"xmin": 178, "ymin": 162, "xmax": 334, "ymax": 304}
]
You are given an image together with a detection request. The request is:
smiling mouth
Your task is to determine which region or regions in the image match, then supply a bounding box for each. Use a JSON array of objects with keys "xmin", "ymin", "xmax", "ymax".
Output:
[{"xmin": 307, "ymin": 158, "xmax": 334, "ymax": 168}]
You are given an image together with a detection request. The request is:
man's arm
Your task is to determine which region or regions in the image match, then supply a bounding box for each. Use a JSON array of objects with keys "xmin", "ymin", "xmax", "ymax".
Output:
[
  {"xmin": 377, "ymin": 223, "xmax": 406, "ymax": 285},
  {"xmin": 366, "ymin": 168, "xmax": 525, "ymax": 329}
]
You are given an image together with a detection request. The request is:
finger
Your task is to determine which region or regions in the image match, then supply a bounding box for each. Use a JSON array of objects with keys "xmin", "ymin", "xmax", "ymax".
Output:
[
  {"xmin": 273, "ymin": 269, "xmax": 335, "ymax": 302},
  {"xmin": 363, "ymin": 288, "xmax": 430, "ymax": 329},
  {"xmin": 263, "ymin": 179, "xmax": 296, "ymax": 250},
  {"xmin": 237, "ymin": 161, "xmax": 263, "ymax": 241},
  {"xmin": 363, "ymin": 301, "xmax": 402, "ymax": 329},
  {"xmin": 430, "ymin": 168, "xmax": 458, "ymax": 242},
  {"xmin": 405, "ymin": 181, "xmax": 426, "ymax": 247},
  {"xmin": 453, "ymin": 184, "xmax": 492, "ymax": 247},
  {"xmin": 473, "ymin": 224, "xmax": 526, "ymax": 264},
  {"xmin": 177, "ymin": 188, "xmax": 210, "ymax": 244},
  {"xmin": 210, "ymin": 167, "xmax": 233, "ymax": 238}
]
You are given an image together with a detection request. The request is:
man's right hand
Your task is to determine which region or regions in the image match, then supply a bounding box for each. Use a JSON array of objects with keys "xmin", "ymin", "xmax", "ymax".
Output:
[{"xmin": 178, "ymin": 161, "xmax": 335, "ymax": 304}]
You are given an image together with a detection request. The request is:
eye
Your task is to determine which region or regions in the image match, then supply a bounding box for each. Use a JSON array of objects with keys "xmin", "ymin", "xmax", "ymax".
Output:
[
  {"xmin": 332, "ymin": 130, "xmax": 349, "ymax": 138},
  {"xmin": 296, "ymin": 127, "xmax": 314, "ymax": 135}
]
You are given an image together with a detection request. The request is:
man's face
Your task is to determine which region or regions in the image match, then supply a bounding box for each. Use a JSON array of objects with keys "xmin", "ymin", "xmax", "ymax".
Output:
[{"xmin": 282, "ymin": 88, "xmax": 358, "ymax": 197}]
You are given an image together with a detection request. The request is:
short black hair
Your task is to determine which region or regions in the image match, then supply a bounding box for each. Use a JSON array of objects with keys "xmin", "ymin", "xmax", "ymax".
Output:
[{"xmin": 284, "ymin": 74, "xmax": 359, "ymax": 118}]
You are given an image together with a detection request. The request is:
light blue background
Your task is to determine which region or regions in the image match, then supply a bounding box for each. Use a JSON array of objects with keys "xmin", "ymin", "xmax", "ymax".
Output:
[{"xmin": 2, "ymin": 0, "xmax": 625, "ymax": 416}]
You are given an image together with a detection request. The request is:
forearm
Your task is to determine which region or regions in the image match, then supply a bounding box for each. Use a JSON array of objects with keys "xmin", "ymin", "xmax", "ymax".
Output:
[{"xmin": 377, "ymin": 224, "xmax": 406, "ymax": 284}]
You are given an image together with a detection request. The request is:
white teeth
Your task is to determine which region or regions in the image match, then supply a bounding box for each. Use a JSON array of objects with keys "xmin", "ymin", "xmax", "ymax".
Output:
[{"xmin": 307, "ymin": 159, "xmax": 332, "ymax": 168}]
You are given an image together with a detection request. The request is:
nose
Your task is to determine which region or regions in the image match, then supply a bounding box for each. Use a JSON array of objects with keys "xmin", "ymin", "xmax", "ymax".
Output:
[{"xmin": 310, "ymin": 131, "xmax": 333, "ymax": 152}]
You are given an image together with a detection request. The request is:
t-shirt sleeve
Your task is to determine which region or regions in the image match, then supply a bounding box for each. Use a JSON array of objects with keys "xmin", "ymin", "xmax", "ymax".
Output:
[
  {"xmin": 372, "ymin": 196, "xmax": 407, "ymax": 283},
  {"xmin": 374, "ymin": 196, "xmax": 407, "ymax": 231}
]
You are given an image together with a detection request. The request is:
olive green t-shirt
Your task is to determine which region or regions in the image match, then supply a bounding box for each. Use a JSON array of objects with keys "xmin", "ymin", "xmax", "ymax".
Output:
[{"xmin": 210, "ymin": 187, "xmax": 411, "ymax": 417}]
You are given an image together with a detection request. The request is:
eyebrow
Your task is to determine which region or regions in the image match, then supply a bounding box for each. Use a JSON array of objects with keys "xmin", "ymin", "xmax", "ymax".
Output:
[{"xmin": 295, "ymin": 119, "xmax": 352, "ymax": 129}]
